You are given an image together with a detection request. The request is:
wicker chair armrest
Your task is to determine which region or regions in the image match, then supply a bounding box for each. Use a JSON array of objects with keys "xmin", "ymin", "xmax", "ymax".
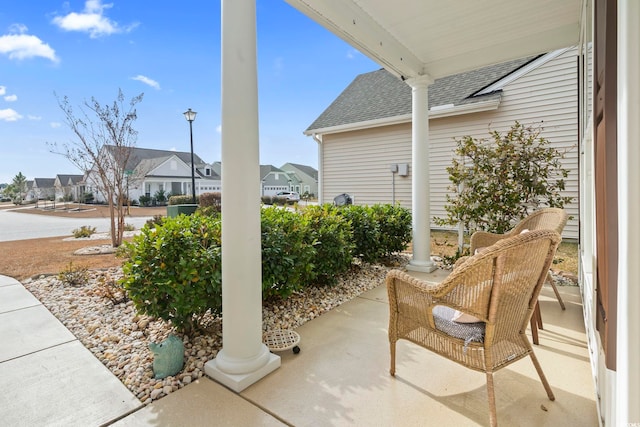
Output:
[{"xmin": 470, "ymin": 231, "xmax": 511, "ymax": 253}]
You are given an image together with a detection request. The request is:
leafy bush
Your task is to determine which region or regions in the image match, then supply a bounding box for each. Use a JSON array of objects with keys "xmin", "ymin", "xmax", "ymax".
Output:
[
  {"xmin": 57, "ymin": 262, "xmax": 89, "ymax": 286},
  {"xmin": 168, "ymin": 194, "xmax": 197, "ymax": 205},
  {"xmin": 261, "ymin": 207, "xmax": 315, "ymax": 298},
  {"xmin": 145, "ymin": 214, "xmax": 165, "ymax": 228},
  {"xmin": 72, "ymin": 225, "xmax": 97, "ymax": 238},
  {"xmin": 435, "ymin": 121, "xmax": 574, "ymax": 234},
  {"xmin": 154, "ymin": 189, "xmax": 168, "ymax": 205},
  {"xmin": 302, "ymin": 205, "xmax": 354, "ymax": 286},
  {"xmin": 369, "ymin": 204, "xmax": 412, "ymax": 257},
  {"xmin": 123, "ymin": 223, "xmax": 135, "ymax": 231},
  {"xmin": 199, "ymin": 192, "xmax": 221, "ymax": 212},
  {"xmin": 121, "ymin": 214, "xmax": 222, "ymax": 333},
  {"xmin": 337, "ymin": 205, "xmax": 380, "ymax": 262},
  {"xmin": 138, "ymin": 194, "xmax": 151, "ymax": 206},
  {"xmin": 336, "ymin": 204, "xmax": 411, "ymax": 263}
]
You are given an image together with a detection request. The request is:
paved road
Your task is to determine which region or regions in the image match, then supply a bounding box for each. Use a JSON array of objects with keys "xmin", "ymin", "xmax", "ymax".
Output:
[{"xmin": 0, "ymin": 208, "xmax": 153, "ymax": 242}]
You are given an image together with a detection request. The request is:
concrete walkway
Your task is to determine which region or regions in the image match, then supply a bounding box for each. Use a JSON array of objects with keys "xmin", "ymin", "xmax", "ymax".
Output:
[{"xmin": 0, "ymin": 272, "xmax": 597, "ymax": 426}]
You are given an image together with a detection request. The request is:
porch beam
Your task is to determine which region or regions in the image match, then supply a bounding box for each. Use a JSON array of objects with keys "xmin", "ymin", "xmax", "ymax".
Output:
[
  {"xmin": 205, "ymin": 0, "xmax": 280, "ymax": 392},
  {"xmin": 405, "ymin": 75, "xmax": 436, "ymax": 273}
]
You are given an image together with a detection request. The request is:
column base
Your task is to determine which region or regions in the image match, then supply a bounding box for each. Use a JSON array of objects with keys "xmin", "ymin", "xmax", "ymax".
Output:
[
  {"xmin": 205, "ymin": 352, "xmax": 280, "ymax": 393},
  {"xmin": 406, "ymin": 259, "xmax": 437, "ymax": 273}
]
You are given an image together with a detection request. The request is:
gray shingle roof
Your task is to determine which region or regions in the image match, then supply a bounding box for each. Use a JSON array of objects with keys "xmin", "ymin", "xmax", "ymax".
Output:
[
  {"xmin": 105, "ymin": 146, "xmax": 207, "ymax": 171},
  {"xmin": 282, "ymin": 163, "xmax": 318, "ymax": 180},
  {"xmin": 306, "ymin": 55, "xmax": 538, "ymax": 132}
]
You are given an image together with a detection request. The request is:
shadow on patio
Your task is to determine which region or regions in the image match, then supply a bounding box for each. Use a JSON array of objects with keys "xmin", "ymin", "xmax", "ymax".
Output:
[{"xmin": 114, "ymin": 277, "xmax": 597, "ymax": 427}]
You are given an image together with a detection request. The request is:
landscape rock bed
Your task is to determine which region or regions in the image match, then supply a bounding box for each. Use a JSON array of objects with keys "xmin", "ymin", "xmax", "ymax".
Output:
[{"xmin": 22, "ymin": 256, "xmax": 409, "ymax": 405}]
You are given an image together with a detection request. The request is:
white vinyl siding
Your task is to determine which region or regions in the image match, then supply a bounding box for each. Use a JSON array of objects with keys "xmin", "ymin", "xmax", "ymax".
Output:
[
  {"xmin": 322, "ymin": 123, "xmax": 412, "ymax": 207},
  {"xmin": 320, "ymin": 48, "xmax": 579, "ymax": 239}
]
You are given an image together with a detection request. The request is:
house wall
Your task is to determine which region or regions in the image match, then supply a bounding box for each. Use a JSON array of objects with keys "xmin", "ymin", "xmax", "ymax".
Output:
[{"xmin": 319, "ymin": 48, "xmax": 579, "ymax": 239}]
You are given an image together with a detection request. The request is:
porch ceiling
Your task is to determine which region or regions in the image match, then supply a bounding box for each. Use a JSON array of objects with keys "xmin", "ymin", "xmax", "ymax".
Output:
[{"xmin": 285, "ymin": 0, "xmax": 581, "ymax": 80}]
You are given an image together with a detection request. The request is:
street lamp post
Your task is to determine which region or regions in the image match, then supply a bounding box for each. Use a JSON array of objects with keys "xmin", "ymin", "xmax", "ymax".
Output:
[{"xmin": 183, "ymin": 108, "xmax": 197, "ymax": 203}]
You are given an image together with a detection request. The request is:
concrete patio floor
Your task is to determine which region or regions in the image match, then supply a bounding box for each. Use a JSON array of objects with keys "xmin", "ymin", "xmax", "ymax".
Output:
[{"xmin": 1, "ymin": 271, "xmax": 597, "ymax": 426}]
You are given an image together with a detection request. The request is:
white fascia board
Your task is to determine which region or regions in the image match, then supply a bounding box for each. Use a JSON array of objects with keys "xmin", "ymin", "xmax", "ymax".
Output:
[
  {"xmin": 285, "ymin": 0, "xmax": 424, "ymax": 79},
  {"xmin": 475, "ymin": 47, "xmax": 572, "ymax": 96},
  {"xmin": 304, "ymin": 98, "xmax": 500, "ymax": 136}
]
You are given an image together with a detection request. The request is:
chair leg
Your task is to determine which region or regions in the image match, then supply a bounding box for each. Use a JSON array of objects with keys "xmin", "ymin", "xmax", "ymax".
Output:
[
  {"xmin": 390, "ymin": 341, "xmax": 396, "ymax": 376},
  {"xmin": 486, "ymin": 372, "xmax": 498, "ymax": 427},
  {"xmin": 547, "ymin": 271, "xmax": 566, "ymax": 310},
  {"xmin": 530, "ymin": 303, "xmax": 540, "ymax": 345},
  {"xmin": 529, "ymin": 350, "xmax": 555, "ymax": 401}
]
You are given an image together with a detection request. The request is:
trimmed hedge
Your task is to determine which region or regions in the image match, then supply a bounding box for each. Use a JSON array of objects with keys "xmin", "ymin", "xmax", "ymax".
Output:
[{"xmin": 121, "ymin": 203, "xmax": 411, "ymax": 333}]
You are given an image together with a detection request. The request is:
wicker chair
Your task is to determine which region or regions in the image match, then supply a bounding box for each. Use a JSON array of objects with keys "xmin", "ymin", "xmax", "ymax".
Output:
[
  {"xmin": 387, "ymin": 230, "xmax": 561, "ymax": 427},
  {"xmin": 455, "ymin": 207, "xmax": 568, "ymax": 344}
]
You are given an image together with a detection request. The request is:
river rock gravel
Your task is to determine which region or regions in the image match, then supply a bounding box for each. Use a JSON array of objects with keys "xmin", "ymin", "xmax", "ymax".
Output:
[{"xmin": 21, "ymin": 255, "xmax": 410, "ymax": 405}]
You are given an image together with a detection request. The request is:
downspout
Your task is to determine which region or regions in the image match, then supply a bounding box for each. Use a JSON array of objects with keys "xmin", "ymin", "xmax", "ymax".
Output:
[{"xmin": 312, "ymin": 133, "xmax": 323, "ymax": 203}]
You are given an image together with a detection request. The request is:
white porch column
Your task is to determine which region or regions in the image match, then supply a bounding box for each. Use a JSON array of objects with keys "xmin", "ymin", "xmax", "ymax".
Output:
[
  {"xmin": 405, "ymin": 75, "xmax": 436, "ymax": 273},
  {"xmin": 205, "ymin": 0, "xmax": 280, "ymax": 392},
  {"xmin": 616, "ymin": 0, "xmax": 640, "ymax": 423}
]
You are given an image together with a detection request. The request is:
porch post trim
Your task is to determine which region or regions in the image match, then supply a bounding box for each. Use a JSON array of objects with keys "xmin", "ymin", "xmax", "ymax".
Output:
[
  {"xmin": 405, "ymin": 75, "xmax": 437, "ymax": 273},
  {"xmin": 205, "ymin": 0, "xmax": 280, "ymax": 393},
  {"xmin": 616, "ymin": 0, "xmax": 640, "ymax": 423}
]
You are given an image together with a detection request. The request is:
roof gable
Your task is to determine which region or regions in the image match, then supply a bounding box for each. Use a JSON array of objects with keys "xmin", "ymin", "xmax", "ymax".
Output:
[{"xmin": 281, "ymin": 163, "xmax": 318, "ymax": 180}]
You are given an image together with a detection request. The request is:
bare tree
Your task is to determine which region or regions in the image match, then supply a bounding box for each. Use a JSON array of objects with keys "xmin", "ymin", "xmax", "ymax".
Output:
[{"xmin": 50, "ymin": 89, "xmax": 144, "ymax": 247}]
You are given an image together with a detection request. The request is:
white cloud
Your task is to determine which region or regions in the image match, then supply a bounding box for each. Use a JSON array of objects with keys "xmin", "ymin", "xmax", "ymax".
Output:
[
  {"xmin": 346, "ymin": 48, "xmax": 361, "ymax": 60},
  {"xmin": 52, "ymin": 0, "xmax": 138, "ymax": 38},
  {"xmin": 0, "ymin": 108, "xmax": 22, "ymax": 121},
  {"xmin": 0, "ymin": 86, "xmax": 5, "ymax": 95},
  {"xmin": 0, "ymin": 34, "xmax": 59, "ymax": 62},
  {"xmin": 8, "ymin": 23, "xmax": 28, "ymax": 34},
  {"xmin": 4, "ymin": 94, "xmax": 17, "ymax": 102},
  {"xmin": 50, "ymin": 122, "xmax": 62, "ymax": 128},
  {"xmin": 131, "ymin": 75, "xmax": 160, "ymax": 90}
]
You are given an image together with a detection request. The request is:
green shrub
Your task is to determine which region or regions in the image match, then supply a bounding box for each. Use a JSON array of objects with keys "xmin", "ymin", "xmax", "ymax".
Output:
[
  {"xmin": 57, "ymin": 262, "xmax": 89, "ymax": 286},
  {"xmin": 370, "ymin": 204, "xmax": 412, "ymax": 257},
  {"xmin": 434, "ymin": 121, "xmax": 574, "ymax": 234},
  {"xmin": 138, "ymin": 194, "xmax": 151, "ymax": 206},
  {"xmin": 145, "ymin": 214, "xmax": 165, "ymax": 228},
  {"xmin": 302, "ymin": 205, "xmax": 354, "ymax": 286},
  {"xmin": 272, "ymin": 196, "xmax": 288, "ymax": 206},
  {"xmin": 168, "ymin": 194, "xmax": 197, "ymax": 205},
  {"xmin": 337, "ymin": 205, "xmax": 381, "ymax": 262},
  {"xmin": 334, "ymin": 204, "xmax": 411, "ymax": 263},
  {"xmin": 123, "ymin": 223, "xmax": 135, "ymax": 231},
  {"xmin": 121, "ymin": 214, "xmax": 222, "ymax": 333},
  {"xmin": 199, "ymin": 192, "xmax": 221, "ymax": 212},
  {"xmin": 72, "ymin": 225, "xmax": 96, "ymax": 238},
  {"xmin": 261, "ymin": 207, "xmax": 315, "ymax": 298}
]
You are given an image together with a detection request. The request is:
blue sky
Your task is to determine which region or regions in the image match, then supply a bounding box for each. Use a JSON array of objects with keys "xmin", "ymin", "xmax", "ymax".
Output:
[{"xmin": 0, "ymin": 1, "xmax": 378, "ymax": 184}]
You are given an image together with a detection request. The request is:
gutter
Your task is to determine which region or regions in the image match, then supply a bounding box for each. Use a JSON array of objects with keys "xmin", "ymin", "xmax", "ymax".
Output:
[{"xmin": 304, "ymin": 98, "xmax": 501, "ymax": 136}]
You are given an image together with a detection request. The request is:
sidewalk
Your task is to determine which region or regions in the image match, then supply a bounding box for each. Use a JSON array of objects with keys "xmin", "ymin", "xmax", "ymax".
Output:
[{"xmin": 0, "ymin": 275, "xmax": 140, "ymax": 426}]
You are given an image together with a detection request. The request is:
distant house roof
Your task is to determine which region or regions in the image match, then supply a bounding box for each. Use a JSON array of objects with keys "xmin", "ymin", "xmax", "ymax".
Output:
[
  {"xmin": 260, "ymin": 165, "xmax": 285, "ymax": 180},
  {"xmin": 56, "ymin": 174, "xmax": 84, "ymax": 185},
  {"xmin": 104, "ymin": 145, "xmax": 207, "ymax": 171},
  {"xmin": 33, "ymin": 178, "xmax": 55, "ymax": 188},
  {"xmin": 305, "ymin": 55, "xmax": 538, "ymax": 133},
  {"xmin": 282, "ymin": 163, "xmax": 318, "ymax": 180}
]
